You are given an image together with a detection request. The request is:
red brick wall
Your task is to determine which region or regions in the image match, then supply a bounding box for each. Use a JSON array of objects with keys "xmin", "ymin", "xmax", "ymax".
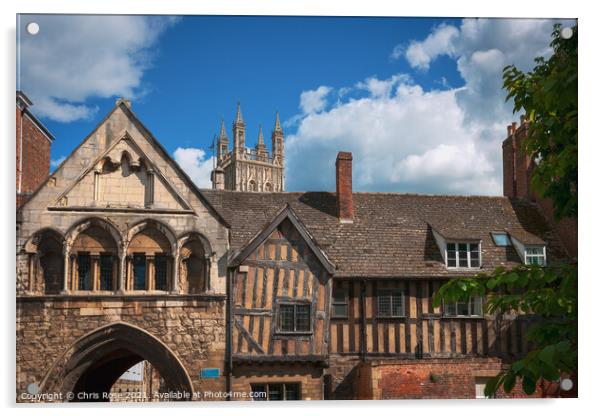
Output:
[
  {"xmin": 16, "ymin": 107, "xmax": 22, "ymax": 192},
  {"xmin": 535, "ymin": 194, "xmax": 578, "ymax": 259},
  {"xmin": 502, "ymin": 134, "xmax": 516, "ymax": 198},
  {"xmin": 368, "ymin": 358, "xmax": 571, "ymax": 399},
  {"xmin": 336, "ymin": 152, "xmax": 353, "ymax": 221},
  {"xmin": 501, "ymin": 120, "xmax": 577, "ymax": 259},
  {"xmin": 16, "ymin": 108, "xmax": 51, "ymax": 207}
]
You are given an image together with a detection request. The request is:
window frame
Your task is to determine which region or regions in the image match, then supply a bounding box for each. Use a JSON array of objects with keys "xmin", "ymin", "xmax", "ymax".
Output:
[
  {"xmin": 251, "ymin": 382, "xmax": 301, "ymax": 401},
  {"xmin": 445, "ymin": 241, "xmax": 481, "ymax": 269},
  {"xmin": 99, "ymin": 253, "xmax": 114, "ymax": 291},
  {"xmin": 491, "ymin": 232, "xmax": 511, "ymax": 247},
  {"xmin": 276, "ymin": 301, "xmax": 312, "ymax": 334},
  {"xmin": 525, "ymin": 245, "xmax": 546, "ymax": 266},
  {"xmin": 154, "ymin": 254, "xmax": 169, "ymax": 291},
  {"xmin": 443, "ymin": 296, "xmax": 484, "ymax": 317},
  {"xmin": 132, "ymin": 253, "xmax": 147, "ymax": 291},
  {"xmin": 331, "ymin": 287, "xmax": 349, "ymax": 319},
  {"xmin": 377, "ymin": 288, "xmax": 405, "ymax": 318},
  {"xmin": 77, "ymin": 252, "xmax": 92, "ymax": 291}
]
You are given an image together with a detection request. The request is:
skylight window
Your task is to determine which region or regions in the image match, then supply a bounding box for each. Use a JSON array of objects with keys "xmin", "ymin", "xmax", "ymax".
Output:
[{"xmin": 491, "ymin": 232, "xmax": 511, "ymax": 247}]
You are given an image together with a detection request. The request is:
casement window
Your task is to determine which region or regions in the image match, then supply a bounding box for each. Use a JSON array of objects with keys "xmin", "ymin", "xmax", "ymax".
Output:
[
  {"xmin": 491, "ymin": 232, "xmax": 511, "ymax": 247},
  {"xmin": 446, "ymin": 242, "xmax": 480, "ymax": 268},
  {"xmin": 377, "ymin": 289, "xmax": 405, "ymax": 317},
  {"xmin": 133, "ymin": 254, "xmax": 147, "ymax": 290},
  {"xmin": 99, "ymin": 254, "xmax": 114, "ymax": 290},
  {"xmin": 77, "ymin": 253, "xmax": 92, "ymax": 290},
  {"xmin": 278, "ymin": 303, "xmax": 311, "ymax": 333},
  {"xmin": 154, "ymin": 255, "xmax": 168, "ymax": 291},
  {"xmin": 444, "ymin": 297, "xmax": 484, "ymax": 317},
  {"xmin": 251, "ymin": 383, "xmax": 301, "ymax": 401},
  {"xmin": 332, "ymin": 288, "xmax": 348, "ymax": 318},
  {"xmin": 525, "ymin": 246, "xmax": 546, "ymax": 266}
]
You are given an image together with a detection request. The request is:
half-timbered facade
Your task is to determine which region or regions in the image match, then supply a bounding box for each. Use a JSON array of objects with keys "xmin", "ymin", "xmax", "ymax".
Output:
[{"xmin": 203, "ymin": 150, "xmax": 570, "ymax": 400}]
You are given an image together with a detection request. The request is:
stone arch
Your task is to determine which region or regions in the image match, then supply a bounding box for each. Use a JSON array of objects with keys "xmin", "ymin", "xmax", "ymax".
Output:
[
  {"xmin": 249, "ymin": 180, "xmax": 257, "ymax": 192},
  {"xmin": 177, "ymin": 233, "xmax": 212, "ymax": 293},
  {"xmin": 265, "ymin": 182, "xmax": 272, "ymax": 192},
  {"xmin": 126, "ymin": 219, "xmax": 176, "ymax": 250},
  {"xmin": 66, "ymin": 218, "xmax": 122, "ymax": 292},
  {"xmin": 126, "ymin": 220, "xmax": 176, "ymax": 291},
  {"xmin": 65, "ymin": 217, "xmax": 123, "ymax": 252},
  {"xmin": 39, "ymin": 322, "xmax": 193, "ymax": 402},
  {"xmin": 24, "ymin": 228, "xmax": 64, "ymax": 294}
]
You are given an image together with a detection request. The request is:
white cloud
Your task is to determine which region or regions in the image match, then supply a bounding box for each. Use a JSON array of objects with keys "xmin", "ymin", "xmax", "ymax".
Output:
[
  {"xmin": 173, "ymin": 147, "xmax": 215, "ymax": 189},
  {"xmin": 299, "ymin": 86, "xmax": 332, "ymax": 114},
  {"xmin": 50, "ymin": 156, "xmax": 66, "ymax": 169},
  {"xmin": 399, "ymin": 18, "xmax": 574, "ymax": 126},
  {"xmin": 18, "ymin": 15, "xmax": 179, "ymax": 122},
  {"xmin": 356, "ymin": 74, "xmax": 411, "ymax": 98},
  {"xmin": 286, "ymin": 75, "xmax": 501, "ymax": 195},
  {"xmin": 286, "ymin": 19, "xmax": 575, "ymax": 195},
  {"xmin": 401, "ymin": 23, "xmax": 459, "ymax": 70}
]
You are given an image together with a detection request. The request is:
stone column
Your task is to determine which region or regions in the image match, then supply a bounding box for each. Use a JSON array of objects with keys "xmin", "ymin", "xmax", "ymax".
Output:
[
  {"xmin": 118, "ymin": 247, "xmax": 127, "ymax": 294},
  {"xmin": 147, "ymin": 255, "xmax": 154, "ymax": 291},
  {"xmin": 205, "ymin": 257, "xmax": 212, "ymax": 292},
  {"xmin": 61, "ymin": 248, "xmax": 70, "ymax": 294},
  {"xmin": 91, "ymin": 254, "xmax": 100, "ymax": 291},
  {"xmin": 28, "ymin": 253, "xmax": 34, "ymax": 293},
  {"xmin": 171, "ymin": 245, "xmax": 180, "ymax": 294}
]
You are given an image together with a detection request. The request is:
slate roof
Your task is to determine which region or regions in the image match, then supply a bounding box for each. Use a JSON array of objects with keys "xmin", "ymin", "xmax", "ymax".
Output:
[{"xmin": 201, "ymin": 190, "xmax": 568, "ymax": 278}]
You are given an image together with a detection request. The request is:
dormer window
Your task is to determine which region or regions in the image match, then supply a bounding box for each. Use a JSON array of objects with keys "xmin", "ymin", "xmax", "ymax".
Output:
[
  {"xmin": 446, "ymin": 242, "xmax": 480, "ymax": 268},
  {"xmin": 525, "ymin": 246, "xmax": 546, "ymax": 266}
]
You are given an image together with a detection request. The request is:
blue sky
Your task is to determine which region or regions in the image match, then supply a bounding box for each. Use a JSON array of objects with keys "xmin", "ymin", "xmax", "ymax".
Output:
[{"xmin": 17, "ymin": 15, "xmax": 572, "ymax": 193}]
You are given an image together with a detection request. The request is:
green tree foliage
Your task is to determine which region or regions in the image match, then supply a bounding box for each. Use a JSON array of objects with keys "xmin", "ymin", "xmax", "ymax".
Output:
[
  {"xmin": 503, "ymin": 24, "xmax": 577, "ymax": 219},
  {"xmin": 436, "ymin": 24, "xmax": 577, "ymax": 397},
  {"xmin": 434, "ymin": 264, "xmax": 577, "ymax": 396}
]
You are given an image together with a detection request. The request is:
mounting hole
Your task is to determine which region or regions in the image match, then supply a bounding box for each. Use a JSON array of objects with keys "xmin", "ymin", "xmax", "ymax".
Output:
[
  {"xmin": 26, "ymin": 383, "xmax": 39, "ymax": 394},
  {"xmin": 560, "ymin": 27, "xmax": 573, "ymax": 40},
  {"xmin": 26, "ymin": 22, "xmax": 40, "ymax": 35},
  {"xmin": 560, "ymin": 378, "xmax": 573, "ymax": 391}
]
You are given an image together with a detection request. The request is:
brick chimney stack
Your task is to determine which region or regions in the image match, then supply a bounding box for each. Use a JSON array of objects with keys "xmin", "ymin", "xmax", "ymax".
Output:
[
  {"xmin": 501, "ymin": 116, "xmax": 578, "ymax": 259},
  {"xmin": 502, "ymin": 117, "xmax": 531, "ymax": 199},
  {"xmin": 336, "ymin": 151, "xmax": 353, "ymax": 223}
]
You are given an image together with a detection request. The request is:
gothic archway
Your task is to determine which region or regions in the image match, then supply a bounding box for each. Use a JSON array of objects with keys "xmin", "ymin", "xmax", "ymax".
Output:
[
  {"xmin": 39, "ymin": 322, "xmax": 193, "ymax": 402},
  {"xmin": 24, "ymin": 228, "xmax": 64, "ymax": 294},
  {"xmin": 126, "ymin": 220, "xmax": 176, "ymax": 291}
]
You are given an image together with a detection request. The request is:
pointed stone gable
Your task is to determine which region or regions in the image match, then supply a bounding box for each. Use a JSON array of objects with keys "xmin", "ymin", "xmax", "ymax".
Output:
[
  {"xmin": 54, "ymin": 135, "xmax": 191, "ymax": 211},
  {"xmin": 20, "ymin": 100, "xmax": 229, "ymax": 227}
]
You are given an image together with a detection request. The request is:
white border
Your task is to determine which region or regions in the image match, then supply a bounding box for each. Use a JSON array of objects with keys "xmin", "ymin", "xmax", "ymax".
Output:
[{"xmin": 2, "ymin": 1, "xmax": 599, "ymax": 416}]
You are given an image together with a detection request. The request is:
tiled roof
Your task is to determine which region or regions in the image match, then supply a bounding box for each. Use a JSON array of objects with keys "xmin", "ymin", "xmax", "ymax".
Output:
[{"xmin": 201, "ymin": 190, "xmax": 568, "ymax": 278}]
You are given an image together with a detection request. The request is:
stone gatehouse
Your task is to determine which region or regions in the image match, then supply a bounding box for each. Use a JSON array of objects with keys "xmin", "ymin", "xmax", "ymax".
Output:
[{"xmin": 16, "ymin": 99, "xmax": 230, "ymax": 401}]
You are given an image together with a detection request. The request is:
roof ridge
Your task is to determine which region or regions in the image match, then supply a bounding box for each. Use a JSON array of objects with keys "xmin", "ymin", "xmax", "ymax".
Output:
[{"xmin": 199, "ymin": 188, "xmax": 509, "ymax": 199}]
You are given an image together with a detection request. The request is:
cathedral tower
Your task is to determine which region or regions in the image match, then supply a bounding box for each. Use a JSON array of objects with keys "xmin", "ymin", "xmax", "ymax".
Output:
[{"xmin": 211, "ymin": 103, "xmax": 284, "ymax": 192}]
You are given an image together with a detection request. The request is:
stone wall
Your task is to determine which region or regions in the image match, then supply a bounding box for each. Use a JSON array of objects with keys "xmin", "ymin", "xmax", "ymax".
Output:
[
  {"xmin": 325, "ymin": 355, "xmax": 362, "ymax": 399},
  {"xmin": 16, "ymin": 296, "xmax": 226, "ymax": 402}
]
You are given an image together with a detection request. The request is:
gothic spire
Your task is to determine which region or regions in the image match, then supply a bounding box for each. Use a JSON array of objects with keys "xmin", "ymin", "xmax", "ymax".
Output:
[
  {"xmin": 218, "ymin": 118, "xmax": 228, "ymax": 140},
  {"xmin": 274, "ymin": 111, "xmax": 282, "ymax": 131},
  {"xmin": 257, "ymin": 125, "xmax": 265, "ymax": 145},
  {"xmin": 235, "ymin": 102, "xmax": 244, "ymax": 125}
]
